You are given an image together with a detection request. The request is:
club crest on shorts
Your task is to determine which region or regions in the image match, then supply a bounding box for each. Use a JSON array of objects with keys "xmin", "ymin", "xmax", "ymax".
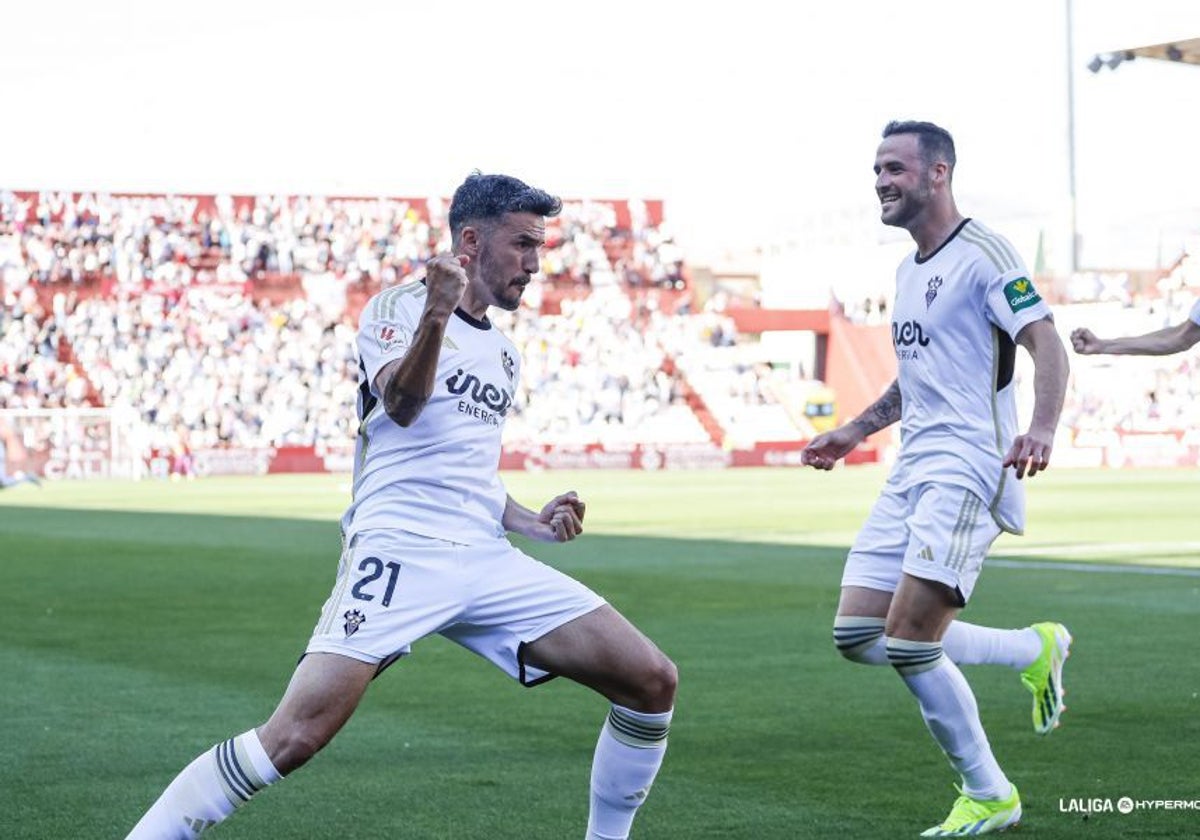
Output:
[
  {"xmin": 925, "ymin": 276, "xmax": 943, "ymax": 309},
  {"xmin": 343, "ymin": 609, "xmax": 366, "ymax": 638}
]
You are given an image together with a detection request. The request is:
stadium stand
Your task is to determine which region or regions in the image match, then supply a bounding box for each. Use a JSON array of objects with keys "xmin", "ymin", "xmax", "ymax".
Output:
[
  {"xmin": 17, "ymin": 188, "xmax": 1198, "ymax": 477},
  {"xmin": 4, "ymin": 189, "xmax": 808, "ymax": 477}
]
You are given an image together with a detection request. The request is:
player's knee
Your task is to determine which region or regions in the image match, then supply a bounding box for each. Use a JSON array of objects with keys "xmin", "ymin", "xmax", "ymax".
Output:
[
  {"xmin": 628, "ymin": 651, "xmax": 677, "ymax": 711},
  {"xmin": 259, "ymin": 721, "xmax": 333, "ymax": 775},
  {"xmin": 833, "ymin": 615, "xmax": 886, "ymax": 664},
  {"xmin": 646, "ymin": 653, "xmax": 678, "ymax": 709}
]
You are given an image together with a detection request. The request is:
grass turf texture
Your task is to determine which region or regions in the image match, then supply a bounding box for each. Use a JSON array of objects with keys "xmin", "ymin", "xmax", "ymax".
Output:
[{"xmin": 2, "ymin": 467, "xmax": 1199, "ymax": 838}]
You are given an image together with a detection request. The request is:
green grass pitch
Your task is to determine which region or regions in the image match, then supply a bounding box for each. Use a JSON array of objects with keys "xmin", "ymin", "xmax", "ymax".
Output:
[{"xmin": 2, "ymin": 467, "xmax": 1199, "ymax": 838}]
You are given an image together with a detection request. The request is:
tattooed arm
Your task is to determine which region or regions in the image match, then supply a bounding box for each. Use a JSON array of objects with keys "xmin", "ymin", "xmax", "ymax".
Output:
[
  {"xmin": 849, "ymin": 380, "xmax": 902, "ymax": 438},
  {"xmin": 801, "ymin": 380, "xmax": 901, "ymax": 471}
]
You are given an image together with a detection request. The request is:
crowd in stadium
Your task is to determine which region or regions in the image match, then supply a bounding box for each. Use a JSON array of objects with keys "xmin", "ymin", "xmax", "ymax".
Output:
[
  {"xmin": 4, "ymin": 188, "xmax": 1200, "ymax": 470},
  {"xmin": 0, "ymin": 190, "xmax": 708, "ymax": 460},
  {"xmin": 0, "ymin": 190, "xmax": 686, "ymax": 294}
]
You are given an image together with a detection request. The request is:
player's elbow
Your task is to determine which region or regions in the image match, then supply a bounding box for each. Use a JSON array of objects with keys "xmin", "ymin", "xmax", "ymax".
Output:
[
  {"xmin": 1175, "ymin": 321, "xmax": 1200, "ymax": 352},
  {"xmin": 385, "ymin": 395, "xmax": 426, "ymax": 427},
  {"xmin": 1053, "ymin": 337, "xmax": 1070, "ymax": 377}
]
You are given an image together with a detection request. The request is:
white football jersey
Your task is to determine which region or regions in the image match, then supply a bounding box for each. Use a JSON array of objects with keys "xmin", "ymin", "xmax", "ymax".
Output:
[
  {"xmin": 1189, "ymin": 298, "xmax": 1200, "ymax": 326},
  {"xmin": 340, "ymin": 280, "xmax": 520, "ymax": 545},
  {"xmin": 886, "ymin": 219, "xmax": 1052, "ymax": 534}
]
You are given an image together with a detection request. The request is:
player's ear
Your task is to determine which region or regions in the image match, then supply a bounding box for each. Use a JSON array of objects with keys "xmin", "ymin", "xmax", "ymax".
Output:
[
  {"xmin": 460, "ymin": 225, "xmax": 481, "ymax": 258},
  {"xmin": 931, "ymin": 161, "xmax": 950, "ymax": 189}
]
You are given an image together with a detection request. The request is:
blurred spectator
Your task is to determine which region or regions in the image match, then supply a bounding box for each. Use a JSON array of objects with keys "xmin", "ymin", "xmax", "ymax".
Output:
[{"xmin": 1, "ymin": 189, "xmax": 703, "ymax": 456}]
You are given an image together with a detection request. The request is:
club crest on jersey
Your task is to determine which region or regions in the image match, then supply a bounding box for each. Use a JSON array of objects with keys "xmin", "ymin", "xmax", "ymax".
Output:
[
  {"xmin": 1004, "ymin": 277, "xmax": 1041, "ymax": 313},
  {"xmin": 343, "ymin": 609, "xmax": 366, "ymax": 638},
  {"xmin": 376, "ymin": 324, "xmax": 412, "ymax": 353},
  {"xmin": 925, "ymin": 276, "xmax": 943, "ymax": 309},
  {"xmin": 501, "ymin": 349, "xmax": 516, "ymax": 382}
]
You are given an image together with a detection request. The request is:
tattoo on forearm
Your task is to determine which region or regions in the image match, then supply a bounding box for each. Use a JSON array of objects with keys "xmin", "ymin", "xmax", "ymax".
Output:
[{"xmin": 851, "ymin": 382, "xmax": 902, "ymax": 436}]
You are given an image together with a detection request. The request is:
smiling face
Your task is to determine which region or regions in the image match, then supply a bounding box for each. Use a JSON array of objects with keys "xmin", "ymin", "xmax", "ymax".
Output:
[
  {"xmin": 874, "ymin": 132, "xmax": 935, "ymax": 231},
  {"xmin": 469, "ymin": 211, "xmax": 546, "ymax": 313}
]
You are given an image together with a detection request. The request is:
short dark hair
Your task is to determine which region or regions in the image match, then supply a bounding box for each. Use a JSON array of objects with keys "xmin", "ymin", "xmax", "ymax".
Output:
[
  {"xmin": 448, "ymin": 172, "xmax": 562, "ymax": 243},
  {"xmin": 882, "ymin": 120, "xmax": 956, "ymax": 171}
]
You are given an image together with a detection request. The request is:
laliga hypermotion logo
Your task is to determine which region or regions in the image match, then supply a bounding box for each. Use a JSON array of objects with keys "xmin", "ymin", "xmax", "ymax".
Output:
[
  {"xmin": 501, "ymin": 349, "xmax": 516, "ymax": 382},
  {"xmin": 925, "ymin": 276, "xmax": 943, "ymax": 309}
]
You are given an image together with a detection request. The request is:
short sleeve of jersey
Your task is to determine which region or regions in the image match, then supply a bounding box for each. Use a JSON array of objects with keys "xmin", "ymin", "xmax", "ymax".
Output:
[
  {"xmin": 1189, "ymin": 298, "xmax": 1200, "ymax": 327},
  {"xmin": 983, "ymin": 266, "xmax": 1052, "ymax": 340},
  {"xmin": 358, "ymin": 286, "xmax": 422, "ymax": 398}
]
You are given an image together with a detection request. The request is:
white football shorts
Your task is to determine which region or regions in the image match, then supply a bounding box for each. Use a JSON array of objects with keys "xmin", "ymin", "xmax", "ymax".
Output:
[
  {"xmin": 841, "ymin": 482, "xmax": 1002, "ymax": 605},
  {"xmin": 306, "ymin": 528, "xmax": 606, "ymax": 685}
]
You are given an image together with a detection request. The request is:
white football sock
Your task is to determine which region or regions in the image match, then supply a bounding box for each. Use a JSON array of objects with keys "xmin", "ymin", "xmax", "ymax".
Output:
[
  {"xmin": 587, "ymin": 705, "xmax": 672, "ymax": 840},
  {"xmin": 943, "ymin": 622, "xmax": 1041, "ymax": 669},
  {"xmin": 887, "ymin": 639, "xmax": 1011, "ymax": 801},
  {"xmin": 833, "ymin": 615, "xmax": 888, "ymax": 664},
  {"xmin": 836, "ymin": 616, "xmax": 1040, "ymax": 670},
  {"xmin": 126, "ymin": 729, "xmax": 281, "ymax": 839}
]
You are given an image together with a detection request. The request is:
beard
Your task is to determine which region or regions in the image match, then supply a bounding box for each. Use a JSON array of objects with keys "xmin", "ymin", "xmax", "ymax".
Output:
[
  {"xmin": 493, "ymin": 287, "xmax": 523, "ymax": 312},
  {"xmin": 477, "ymin": 247, "xmax": 526, "ymax": 312},
  {"xmin": 880, "ymin": 180, "xmax": 932, "ymax": 229}
]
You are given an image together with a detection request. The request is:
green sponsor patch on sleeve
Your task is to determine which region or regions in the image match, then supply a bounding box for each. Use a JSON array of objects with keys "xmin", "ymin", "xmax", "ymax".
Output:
[{"xmin": 1003, "ymin": 277, "xmax": 1041, "ymax": 313}]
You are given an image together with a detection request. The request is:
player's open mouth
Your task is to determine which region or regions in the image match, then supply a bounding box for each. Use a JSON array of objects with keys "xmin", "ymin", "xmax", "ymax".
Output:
[{"xmin": 880, "ymin": 193, "xmax": 900, "ymax": 205}]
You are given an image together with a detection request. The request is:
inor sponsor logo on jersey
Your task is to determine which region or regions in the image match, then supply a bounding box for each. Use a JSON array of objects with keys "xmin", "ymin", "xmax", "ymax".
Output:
[
  {"xmin": 892, "ymin": 320, "xmax": 931, "ymax": 347},
  {"xmin": 1004, "ymin": 277, "xmax": 1041, "ymax": 313},
  {"xmin": 446, "ymin": 369, "xmax": 513, "ymax": 418}
]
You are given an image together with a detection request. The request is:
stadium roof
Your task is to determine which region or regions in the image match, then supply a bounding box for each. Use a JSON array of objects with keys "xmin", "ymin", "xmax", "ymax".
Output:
[{"xmin": 1088, "ymin": 37, "xmax": 1200, "ymax": 73}]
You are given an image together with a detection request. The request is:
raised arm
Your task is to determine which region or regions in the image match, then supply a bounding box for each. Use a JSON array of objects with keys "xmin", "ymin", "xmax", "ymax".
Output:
[
  {"xmin": 376, "ymin": 255, "xmax": 469, "ymax": 427},
  {"xmin": 1003, "ymin": 317, "xmax": 1069, "ymax": 479},
  {"xmin": 801, "ymin": 380, "xmax": 901, "ymax": 470},
  {"xmin": 1070, "ymin": 320, "xmax": 1200, "ymax": 357}
]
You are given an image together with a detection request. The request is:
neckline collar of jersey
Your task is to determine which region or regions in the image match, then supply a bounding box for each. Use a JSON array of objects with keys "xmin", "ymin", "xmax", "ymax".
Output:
[
  {"xmin": 914, "ymin": 217, "xmax": 971, "ymax": 265},
  {"xmin": 454, "ymin": 307, "xmax": 492, "ymax": 330}
]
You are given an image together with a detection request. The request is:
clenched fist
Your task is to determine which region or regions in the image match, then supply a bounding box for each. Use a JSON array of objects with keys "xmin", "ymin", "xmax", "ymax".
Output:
[{"xmin": 424, "ymin": 254, "xmax": 471, "ymax": 317}]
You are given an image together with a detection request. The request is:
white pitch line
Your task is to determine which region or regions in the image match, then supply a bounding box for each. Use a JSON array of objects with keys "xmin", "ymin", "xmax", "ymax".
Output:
[
  {"xmin": 995, "ymin": 541, "xmax": 1200, "ymax": 557},
  {"xmin": 989, "ymin": 558, "xmax": 1200, "ymax": 577}
]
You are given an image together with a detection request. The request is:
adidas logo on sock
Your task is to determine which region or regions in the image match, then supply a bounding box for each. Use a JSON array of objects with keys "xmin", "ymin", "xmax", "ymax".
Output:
[{"xmin": 183, "ymin": 815, "xmax": 218, "ymax": 834}]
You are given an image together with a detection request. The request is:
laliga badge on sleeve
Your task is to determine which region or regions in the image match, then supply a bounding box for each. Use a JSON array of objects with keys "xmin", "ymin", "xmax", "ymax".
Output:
[{"xmin": 376, "ymin": 324, "xmax": 412, "ymax": 353}]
